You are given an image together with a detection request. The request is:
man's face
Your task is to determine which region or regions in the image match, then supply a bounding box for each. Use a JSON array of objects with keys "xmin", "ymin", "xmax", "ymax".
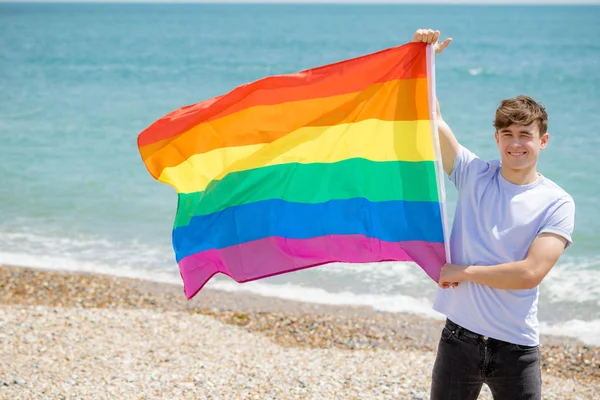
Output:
[{"xmin": 494, "ymin": 123, "xmax": 549, "ymax": 171}]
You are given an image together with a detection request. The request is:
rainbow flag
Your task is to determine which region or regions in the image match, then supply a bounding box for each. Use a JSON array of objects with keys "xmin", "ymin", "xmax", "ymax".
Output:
[{"xmin": 138, "ymin": 42, "xmax": 449, "ymax": 299}]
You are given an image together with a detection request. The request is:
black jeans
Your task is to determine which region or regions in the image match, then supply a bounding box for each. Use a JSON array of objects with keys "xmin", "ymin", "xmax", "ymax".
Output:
[{"xmin": 430, "ymin": 319, "xmax": 541, "ymax": 400}]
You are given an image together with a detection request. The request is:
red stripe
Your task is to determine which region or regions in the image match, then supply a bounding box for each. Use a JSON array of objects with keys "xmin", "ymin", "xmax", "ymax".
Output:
[{"xmin": 138, "ymin": 42, "xmax": 427, "ymax": 147}]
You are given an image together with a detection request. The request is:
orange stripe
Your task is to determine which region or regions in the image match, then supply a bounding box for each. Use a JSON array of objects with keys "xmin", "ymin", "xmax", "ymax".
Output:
[
  {"xmin": 141, "ymin": 78, "xmax": 429, "ymax": 179},
  {"xmin": 138, "ymin": 42, "xmax": 427, "ymax": 148}
]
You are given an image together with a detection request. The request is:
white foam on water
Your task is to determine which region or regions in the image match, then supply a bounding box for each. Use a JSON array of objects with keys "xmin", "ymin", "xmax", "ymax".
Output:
[
  {"xmin": 0, "ymin": 251, "xmax": 182, "ymax": 287},
  {"xmin": 316, "ymin": 261, "xmax": 427, "ymax": 286},
  {"xmin": 206, "ymin": 278, "xmax": 446, "ymax": 320},
  {"xmin": 542, "ymin": 257, "xmax": 600, "ymax": 305},
  {"xmin": 0, "ymin": 229, "xmax": 174, "ymax": 271},
  {"xmin": 540, "ymin": 319, "xmax": 600, "ymax": 346}
]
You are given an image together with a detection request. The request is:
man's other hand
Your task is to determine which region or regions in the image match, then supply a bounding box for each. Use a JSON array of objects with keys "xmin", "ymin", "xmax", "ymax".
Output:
[{"xmin": 412, "ymin": 29, "xmax": 452, "ymax": 54}]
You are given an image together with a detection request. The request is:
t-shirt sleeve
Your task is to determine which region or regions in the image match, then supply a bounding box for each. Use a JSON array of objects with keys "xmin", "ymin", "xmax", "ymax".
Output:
[
  {"xmin": 538, "ymin": 196, "xmax": 575, "ymax": 249},
  {"xmin": 449, "ymin": 145, "xmax": 491, "ymax": 191}
]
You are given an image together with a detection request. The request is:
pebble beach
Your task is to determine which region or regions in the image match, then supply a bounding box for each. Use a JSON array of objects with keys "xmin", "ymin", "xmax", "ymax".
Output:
[{"xmin": 1, "ymin": 265, "xmax": 598, "ymax": 399}]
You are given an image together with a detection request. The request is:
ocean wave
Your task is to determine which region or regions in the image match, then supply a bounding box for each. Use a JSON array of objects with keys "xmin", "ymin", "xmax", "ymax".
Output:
[
  {"xmin": 310, "ymin": 261, "xmax": 430, "ymax": 286},
  {"xmin": 207, "ymin": 277, "xmax": 445, "ymax": 320},
  {"xmin": 540, "ymin": 319, "xmax": 600, "ymax": 346},
  {"xmin": 542, "ymin": 257, "xmax": 600, "ymax": 305},
  {"xmin": 0, "ymin": 251, "xmax": 181, "ymax": 287},
  {"xmin": 468, "ymin": 68, "xmax": 483, "ymax": 76},
  {"xmin": 0, "ymin": 230, "xmax": 174, "ymax": 270}
]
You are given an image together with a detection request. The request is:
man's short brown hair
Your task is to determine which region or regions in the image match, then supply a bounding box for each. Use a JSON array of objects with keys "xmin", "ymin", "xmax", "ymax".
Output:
[{"xmin": 493, "ymin": 95, "xmax": 548, "ymax": 136}]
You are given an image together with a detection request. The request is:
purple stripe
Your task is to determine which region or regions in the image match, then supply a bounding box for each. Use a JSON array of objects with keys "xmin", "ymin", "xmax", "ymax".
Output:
[{"xmin": 178, "ymin": 235, "xmax": 446, "ymax": 299}]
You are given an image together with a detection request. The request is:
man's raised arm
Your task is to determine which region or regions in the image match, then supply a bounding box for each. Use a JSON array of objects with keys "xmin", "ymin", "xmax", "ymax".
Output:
[{"xmin": 412, "ymin": 29, "xmax": 460, "ymax": 176}]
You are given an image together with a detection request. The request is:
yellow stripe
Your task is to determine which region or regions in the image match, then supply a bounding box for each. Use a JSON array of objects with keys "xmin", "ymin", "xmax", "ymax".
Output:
[{"xmin": 159, "ymin": 119, "xmax": 435, "ymax": 194}]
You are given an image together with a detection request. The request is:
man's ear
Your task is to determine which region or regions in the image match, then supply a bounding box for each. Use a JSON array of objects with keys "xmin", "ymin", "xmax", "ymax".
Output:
[
  {"xmin": 494, "ymin": 131, "xmax": 499, "ymax": 144},
  {"xmin": 540, "ymin": 132, "xmax": 550, "ymax": 150}
]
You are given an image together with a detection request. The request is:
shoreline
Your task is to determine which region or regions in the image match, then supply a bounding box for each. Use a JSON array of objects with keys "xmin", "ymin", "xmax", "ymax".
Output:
[
  {"xmin": 1, "ymin": 263, "xmax": 591, "ymax": 346},
  {"xmin": 1, "ymin": 264, "xmax": 598, "ymax": 398}
]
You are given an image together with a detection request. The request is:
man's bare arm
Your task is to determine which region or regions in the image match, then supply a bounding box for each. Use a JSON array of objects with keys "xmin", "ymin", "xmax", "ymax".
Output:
[
  {"xmin": 438, "ymin": 233, "xmax": 568, "ymax": 290},
  {"xmin": 412, "ymin": 29, "xmax": 459, "ymax": 176},
  {"xmin": 436, "ymin": 98, "xmax": 461, "ymax": 176}
]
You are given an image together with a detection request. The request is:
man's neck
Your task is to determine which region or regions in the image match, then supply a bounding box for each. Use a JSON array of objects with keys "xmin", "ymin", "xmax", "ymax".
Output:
[{"xmin": 500, "ymin": 165, "xmax": 540, "ymax": 186}]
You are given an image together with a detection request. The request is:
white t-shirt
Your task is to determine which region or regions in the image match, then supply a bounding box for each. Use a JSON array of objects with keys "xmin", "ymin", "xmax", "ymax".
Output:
[{"xmin": 433, "ymin": 145, "xmax": 575, "ymax": 346}]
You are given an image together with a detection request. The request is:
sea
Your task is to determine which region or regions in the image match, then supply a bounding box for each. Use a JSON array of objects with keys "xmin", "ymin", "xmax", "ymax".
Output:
[{"xmin": 1, "ymin": 2, "xmax": 599, "ymax": 346}]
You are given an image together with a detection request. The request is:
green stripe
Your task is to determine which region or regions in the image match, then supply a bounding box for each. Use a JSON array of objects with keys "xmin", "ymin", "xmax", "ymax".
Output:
[{"xmin": 174, "ymin": 158, "xmax": 439, "ymax": 229}]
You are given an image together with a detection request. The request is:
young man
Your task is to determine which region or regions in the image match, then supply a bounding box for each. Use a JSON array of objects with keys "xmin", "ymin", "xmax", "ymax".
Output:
[{"xmin": 411, "ymin": 29, "xmax": 576, "ymax": 400}]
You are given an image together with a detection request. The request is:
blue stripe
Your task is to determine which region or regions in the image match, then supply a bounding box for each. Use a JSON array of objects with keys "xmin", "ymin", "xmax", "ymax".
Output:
[{"xmin": 173, "ymin": 198, "xmax": 444, "ymax": 261}]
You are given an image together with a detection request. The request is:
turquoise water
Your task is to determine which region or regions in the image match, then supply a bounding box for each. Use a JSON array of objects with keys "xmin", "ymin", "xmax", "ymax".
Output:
[{"xmin": 1, "ymin": 3, "xmax": 599, "ymax": 344}]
